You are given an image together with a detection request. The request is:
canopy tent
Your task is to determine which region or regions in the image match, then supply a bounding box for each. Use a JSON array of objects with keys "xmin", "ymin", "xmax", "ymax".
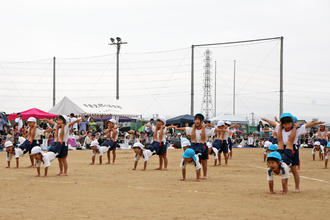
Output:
[
  {"xmin": 49, "ymin": 97, "xmax": 141, "ymax": 118},
  {"xmin": 8, "ymin": 108, "xmax": 58, "ymax": 121},
  {"xmin": 49, "ymin": 96, "xmax": 85, "ymax": 115},
  {"xmin": 166, "ymin": 114, "xmax": 194, "ymax": 126},
  {"xmin": 93, "ymin": 116, "xmax": 136, "ymax": 122},
  {"xmin": 210, "ymin": 114, "xmax": 249, "ymax": 124}
]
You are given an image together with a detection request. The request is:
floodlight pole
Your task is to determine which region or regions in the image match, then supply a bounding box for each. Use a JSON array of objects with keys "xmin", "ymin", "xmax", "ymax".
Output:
[
  {"xmin": 191, "ymin": 37, "xmax": 283, "ymax": 116},
  {"xmin": 109, "ymin": 39, "xmax": 127, "ymax": 100},
  {"xmin": 53, "ymin": 56, "xmax": 56, "ymax": 107}
]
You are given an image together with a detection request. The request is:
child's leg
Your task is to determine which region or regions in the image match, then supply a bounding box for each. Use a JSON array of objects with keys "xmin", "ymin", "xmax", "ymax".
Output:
[
  {"xmin": 62, "ymin": 157, "xmax": 68, "ymax": 176},
  {"xmin": 112, "ymin": 149, "xmax": 116, "ymax": 163},
  {"xmin": 224, "ymin": 153, "xmax": 228, "ymax": 165},
  {"xmin": 286, "ymin": 124, "xmax": 297, "ymax": 151},
  {"xmin": 159, "ymin": 155, "xmax": 163, "ymax": 170},
  {"xmin": 291, "ymin": 166, "xmax": 300, "ymax": 192},
  {"xmin": 107, "ymin": 150, "xmax": 111, "ymax": 164},
  {"xmin": 163, "ymin": 154, "xmax": 168, "ymax": 169},
  {"xmin": 58, "ymin": 158, "xmax": 63, "ymax": 175},
  {"xmin": 218, "ymin": 152, "xmax": 221, "ymax": 165},
  {"xmin": 201, "ymin": 160, "xmax": 207, "ymax": 178},
  {"xmin": 277, "ymin": 125, "xmax": 284, "ymax": 150},
  {"xmin": 29, "ymin": 155, "xmax": 35, "ymax": 167}
]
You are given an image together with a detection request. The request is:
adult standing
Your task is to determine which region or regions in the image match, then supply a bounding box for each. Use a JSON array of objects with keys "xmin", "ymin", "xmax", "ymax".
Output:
[{"xmin": 15, "ymin": 113, "xmax": 23, "ymax": 132}]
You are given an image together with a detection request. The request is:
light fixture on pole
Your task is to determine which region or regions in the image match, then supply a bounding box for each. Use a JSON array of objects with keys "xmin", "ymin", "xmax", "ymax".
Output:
[{"xmin": 109, "ymin": 37, "xmax": 127, "ymax": 100}]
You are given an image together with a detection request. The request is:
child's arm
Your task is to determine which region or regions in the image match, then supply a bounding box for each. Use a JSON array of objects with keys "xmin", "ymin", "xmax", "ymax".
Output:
[
  {"xmin": 132, "ymin": 161, "xmax": 138, "ymax": 170},
  {"xmin": 277, "ymin": 124, "xmax": 284, "ymax": 150},
  {"xmin": 36, "ymin": 167, "xmax": 41, "ymax": 177},
  {"xmin": 99, "ymin": 155, "xmax": 102, "ymax": 165},
  {"xmin": 196, "ymin": 169, "xmax": 201, "ymax": 181},
  {"xmin": 281, "ymin": 178, "xmax": 288, "ymax": 194},
  {"xmin": 191, "ymin": 124, "xmax": 196, "ymax": 143},
  {"xmin": 59, "ymin": 124, "xmax": 64, "ymax": 143},
  {"xmin": 143, "ymin": 161, "xmax": 147, "ymax": 170},
  {"xmin": 174, "ymin": 126, "xmax": 186, "ymax": 131},
  {"xmin": 229, "ymin": 124, "xmax": 240, "ymax": 129},
  {"xmin": 90, "ymin": 154, "xmax": 95, "ymax": 165},
  {"xmin": 305, "ymin": 120, "xmax": 325, "ymax": 129},
  {"xmin": 261, "ymin": 118, "xmax": 277, "ymax": 128},
  {"xmin": 68, "ymin": 118, "xmax": 82, "ymax": 128},
  {"xmin": 44, "ymin": 167, "xmax": 48, "ymax": 177},
  {"xmin": 54, "ymin": 124, "xmax": 60, "ymax": 142},
  {"xmin": 268, "ymin": 181, "xmax": 275, "ymax": 194},
  {"xmin": 200, "ymin": 123, "xmax": 206, "ymax": 143},
  {"xmin": 158, "ymin": 125, "xmax": 165, "ymax": 143},
  {"xmin": 15, "ymin": 158, "xmax": 19, "ymax": 168},
  {"xmin": 153, "ymin": 127, "xmax": 158, "ymax": 141},
  {"xmin": 29, "ymin": 125, "xmax": 37, "ymax": 142},
  {"xmin": 181, "ymin": 168, "xmax": 186, "ymax": 181},
  {"xmin": 111, "ymin": 128, "xmax": 118, "ymax": 142}
]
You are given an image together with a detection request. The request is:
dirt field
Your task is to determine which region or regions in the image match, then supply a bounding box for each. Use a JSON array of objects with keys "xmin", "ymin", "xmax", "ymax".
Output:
[{"xmin": 1, "ymin": 148, "xmax": 329, "ymax": 220}]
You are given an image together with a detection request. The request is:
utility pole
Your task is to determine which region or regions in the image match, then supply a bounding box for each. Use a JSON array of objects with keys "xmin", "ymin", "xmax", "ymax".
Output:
[
  {"xmin": 279, "ymin": 36, "xmax": 284, "ymax": 117},
  {"xmin": 53, "ymin": 57, "xmax": 56, "ymax": 106},
  {"xmin": 233, "ymin": 60, "xmax": 236, "ymax": 115},
  {"xmin": 214, "ymin": 61, "xmax": 217, "ymax": 118},
  {"xmin": 109, "ymin": 37, "xmax": 127, "ymax": 100},
  {"xmin": 191, "ymin": 45, "xmax": 195, "ymax": 115}
]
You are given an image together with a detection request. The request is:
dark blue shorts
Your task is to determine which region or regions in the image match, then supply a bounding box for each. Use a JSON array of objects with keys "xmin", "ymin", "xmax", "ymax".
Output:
[
  {"xmin": 151, "ymin": 141, "xmax": 167, "ymax": 156},
  {"xmin": 292, "ymin": 145, "xmax": 300, "ymax": 166},
  {"xmin": 18, "ymin": 140, "xmax": 32, "ymax": 154},
  {"xmin": 57, "ymin": 142, "xmax": 68, "ymax": 158},
  {"xmin": 213, "ymin": 139, "xmax": 228, "ymax": 153},
  {"xmin": 318, "ymin": 139, "xmax": 327, "ymax": 147},
  {"xmin": 102, "ymin": 140, "xmax": 117, "ymax": 151},
  {"xmin": 191, "ymin": 143, "xmax": 208, "ymax": 160},
  {"xmin": 277, "ymin": 148, "xmax": 295, "ymax": 166},
  {"xmin": 269, "ymin": 137, "xmax": 278, "ymax": 144},
  {"xmin": 227, "ymin": 138, "xmax": 233, "ymax": 151}
]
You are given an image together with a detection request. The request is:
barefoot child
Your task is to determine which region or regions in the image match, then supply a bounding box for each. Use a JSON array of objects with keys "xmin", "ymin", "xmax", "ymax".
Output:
[
  {"xmin": 267, "ymin": 152, "xmax": 289, "ymax": 194},
  {"xmin": 151, "ymin": 117, "xmax": 169, "ymax": 170},
  {"xmin": 176, "ymin": 114, "xmax": 214, "ymax": 179},
  {"xmin": 207, "ymin": 142, "xmax": 219, "ymax": 166},
  {"xmin": 103, "ymin": 119, "xmax": 118, "ymax": 164},
  {"xmin": 30, "ymin": 146, "xmax": 57, "ymax": 177},
  {"xmin": 312, "ymin": 141, "xmax": 324, "ymax": 161},
  {"xmin": 263, "ymin": 140, "xmax": 272, "ymax": 162},
  {"xmin": 90, "ymin": 140, "xmax": 109, "ymax": 165},
  {"xmin": 325, "ymin": 142, "xmax": 330, "ymax": 169},
  {"xmin": 212, "ymin": 121, "xmax": 229, "ymax": 166},
  {"xmin": 180, "ymin": 148, "xmax": 201, "ymax": 181},
  {"xmin": 4, "ymin": 141, "xmax": 24, "ymax": 168},
  {"xmin": 132, "ymin": 142, "xmax": 155, "ymax": 171}
]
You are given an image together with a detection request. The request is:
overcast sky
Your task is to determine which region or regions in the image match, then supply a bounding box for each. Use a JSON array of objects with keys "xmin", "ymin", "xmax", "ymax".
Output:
[{"xmin": 0, "ymin": 0, "xmax": 329, "ymax": 122}]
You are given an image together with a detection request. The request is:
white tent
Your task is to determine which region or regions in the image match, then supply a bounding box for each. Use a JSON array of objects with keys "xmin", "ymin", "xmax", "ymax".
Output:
[
  {"xmin": 210, "ymin": 114, "xmax": 249, "ymax": 124},
  {"xmin": 49, "ymin": 97, "xmax": 141, "ymax": 118},
  {"xmin": 49, "ymin": 96, "xmax": 86, "ymax": 115}
]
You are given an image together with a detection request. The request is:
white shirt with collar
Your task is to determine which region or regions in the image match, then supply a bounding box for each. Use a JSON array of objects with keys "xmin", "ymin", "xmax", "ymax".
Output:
[
  {"xmin": 185, "ymin": 127, "xmax": 215, "ymax": 143},
  {"xmin": 134, "ymin": 149, "xmax": 153, "ymax": 162},
  {"xmin": 275, "ymin": 123, "xmax": 307, "ymax": 145},
  {"xmin": 36, "ymin": 152, "xmax": 56, "ymax": 168},
  {"xmin": 267, "ymin": 162, "xmax": 290, "ymax": 181},
  {"xmin": 180, "ymin": 156, "xmax": 202, "ymax": 170}
]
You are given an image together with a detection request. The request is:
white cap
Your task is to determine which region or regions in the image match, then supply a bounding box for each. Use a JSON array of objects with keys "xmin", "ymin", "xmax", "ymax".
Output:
[
  {"xmin": 133, "ymin": 142, "xmax": 144, "ymax": 149},
  {"xmin": 157, "ymin": 117, "xmax": 166, "ymax": 125},
  {"xmin": 108, "ymin": 119, "xmax": 116, "ymax": 124},
  {"xmin": 206, "ymin": 142, "xmax": 213, "ymax": 149},
  {"xmin": 91, "ymin": 140, "xmax": 100, "ymax": 149},
  {"xmin": 60, "ymin": 115, "xmax": 69, "ymax": 123},
  {"xmin": 264, "ymin": 141, "xmax": 272, "ymax": 148},
  {"xmin": 27, "ymin": 117, "xmax": 37, "ymax": 123},
  {"xmin": 181, "ymin": 139, "xmax": 191, "ymax": 148},
  {"xmin": 4, "ymin": 141, "xmax": 13, "ymax": 148},
  {"xmin": 178, "ymin": 133, "xmax": 182, "ymax": 136},
  {"xmin": 30, "ymin": 146, "xmax": 43, "ymax": 155},
  {"xmin": 217, "ymin": 120, "xmax": 225, "ymax": 127},
  {"xmin": 314, "ymin": 141, "xmax": 321, "ymax": 146},
  {"xmin": 225, "ymin": 121, "xmax": 232, "ymax": 125}
]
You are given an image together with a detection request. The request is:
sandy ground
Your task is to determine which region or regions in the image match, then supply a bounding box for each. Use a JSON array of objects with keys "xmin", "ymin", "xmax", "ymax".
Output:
[{"xmin": 0, "ymin": 148, "xmax": 329, "ymax": 220}]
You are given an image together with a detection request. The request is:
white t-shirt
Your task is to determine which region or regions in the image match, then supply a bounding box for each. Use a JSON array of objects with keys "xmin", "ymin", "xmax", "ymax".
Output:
[
  {"xmin": 180, "ymin": 157, "xmax": 202, "ymax": 170},
  {"xmin": 58, "ymin": 124, "xmax": 70, "ymax": 142},
  {"xmin": 267, "ymin": 162, "xmax": 290, "ymax": 181},
  {"xmin": 7, "ymin": 148, "xmax": 24, "ymax": 162},
  {"xmin": 312, "ymin": 146, "xmax": 324, "ymax": 154},
  {"xmin": 36, "ymin": 152, "xmax": 56, "ymax": 168},
  {"xmin": 34, "ymin": 128, "xmax": 44, "ymax": 140},
  {"xmin": 134, "ymin": 149, "xmax": 153, "ymax": 162},
  {"xmin": 15, "ymin": 118, "xmax": 23, "ymax": 130},
  {"xmin": 70, "ymin": 118, "xmax": 78, "ymax": 130},
  {"xmin": 248, "ymin": 136, "xmax": 254, "ymax": 145},
  {"xmin": 185, "ymin": 127, "xmax": 215, "ymax": 143},
  {"xmin": 152, "ymin": 127, "xmax": 167, "ymax": 143},
  {"xmin": 92, "ymin": 146, "xmax": 109, "ymax": 157},
  {"xmin": 275, "ymin": 124, "xmax": 307, "ymax": 145},
  {"xmin": 108, "ymin": 128, "xmax": 119, "ymax": 141}
]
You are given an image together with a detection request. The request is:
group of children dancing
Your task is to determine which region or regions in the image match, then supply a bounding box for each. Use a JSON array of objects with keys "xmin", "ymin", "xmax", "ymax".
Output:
[{"xmin": 3, "ymin": 112, "xmax": 328, "ymax": 195}]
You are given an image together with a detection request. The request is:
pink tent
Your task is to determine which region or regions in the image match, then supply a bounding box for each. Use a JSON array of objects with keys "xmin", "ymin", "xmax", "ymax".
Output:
[{"xmin": 8, "ymin": 108, "xmax": 58, "ymax": 121}]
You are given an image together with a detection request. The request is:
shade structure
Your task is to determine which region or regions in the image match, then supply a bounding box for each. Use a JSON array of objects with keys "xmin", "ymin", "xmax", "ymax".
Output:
[
  {"xmin": 8, "ymin": 108, "xmax": 58, "ymax": 121},
  {"xmin": 49, "ymin": 96, "xmax": 86, "ymax": 115},
  {"xmin": 166, "ymin": 114, "xmax": 194, "ymax": 126}
]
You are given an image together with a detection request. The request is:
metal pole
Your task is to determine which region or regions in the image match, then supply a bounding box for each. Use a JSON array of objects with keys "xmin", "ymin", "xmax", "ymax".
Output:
[
  {"xmin": 279, "ymin": 36, "xmax": 284, "ymax": 117},
  {"xmin": 233, "ymin": 60, "xmax": 236, "ymax": 115},
  {"xmin": 116, "ymin": 44, "xmax": 120, "ymax": 100},
  {"xmin": 53, "ymin": 56, "xmax": 56, "ymax": 106},
  {"xmin": 191, "ymin": 45, "xmax": 194, "ymax": 115},
  {"xmin": 214, "ymin": 61, "xmax": 217, "ymax": 117}
]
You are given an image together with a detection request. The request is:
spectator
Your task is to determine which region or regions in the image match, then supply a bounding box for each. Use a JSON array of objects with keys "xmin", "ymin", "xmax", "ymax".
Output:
[
  {"xmin": 79, "ymin": 116, "xmax": 89, "ymax": 133},
  {"xmin": 15, "ymin": 113, "xmax": 23, "ymax": 131},
  {"xmin": 89, "ymin": 117, "xmax": 97, "ymax": 131}
]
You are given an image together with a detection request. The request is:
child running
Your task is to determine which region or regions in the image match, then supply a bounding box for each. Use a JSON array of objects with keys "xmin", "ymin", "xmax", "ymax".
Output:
[
  {"xmin": 132, "ymin": 142, "xmax": 155, "ymax": 171},
  {"xmin": 180, "ymin": 148, "xmax": 201, "ymax": 181},
  {"xmin": 4, "ymin": 141, "xmax": 24, "ymax": 168}
]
